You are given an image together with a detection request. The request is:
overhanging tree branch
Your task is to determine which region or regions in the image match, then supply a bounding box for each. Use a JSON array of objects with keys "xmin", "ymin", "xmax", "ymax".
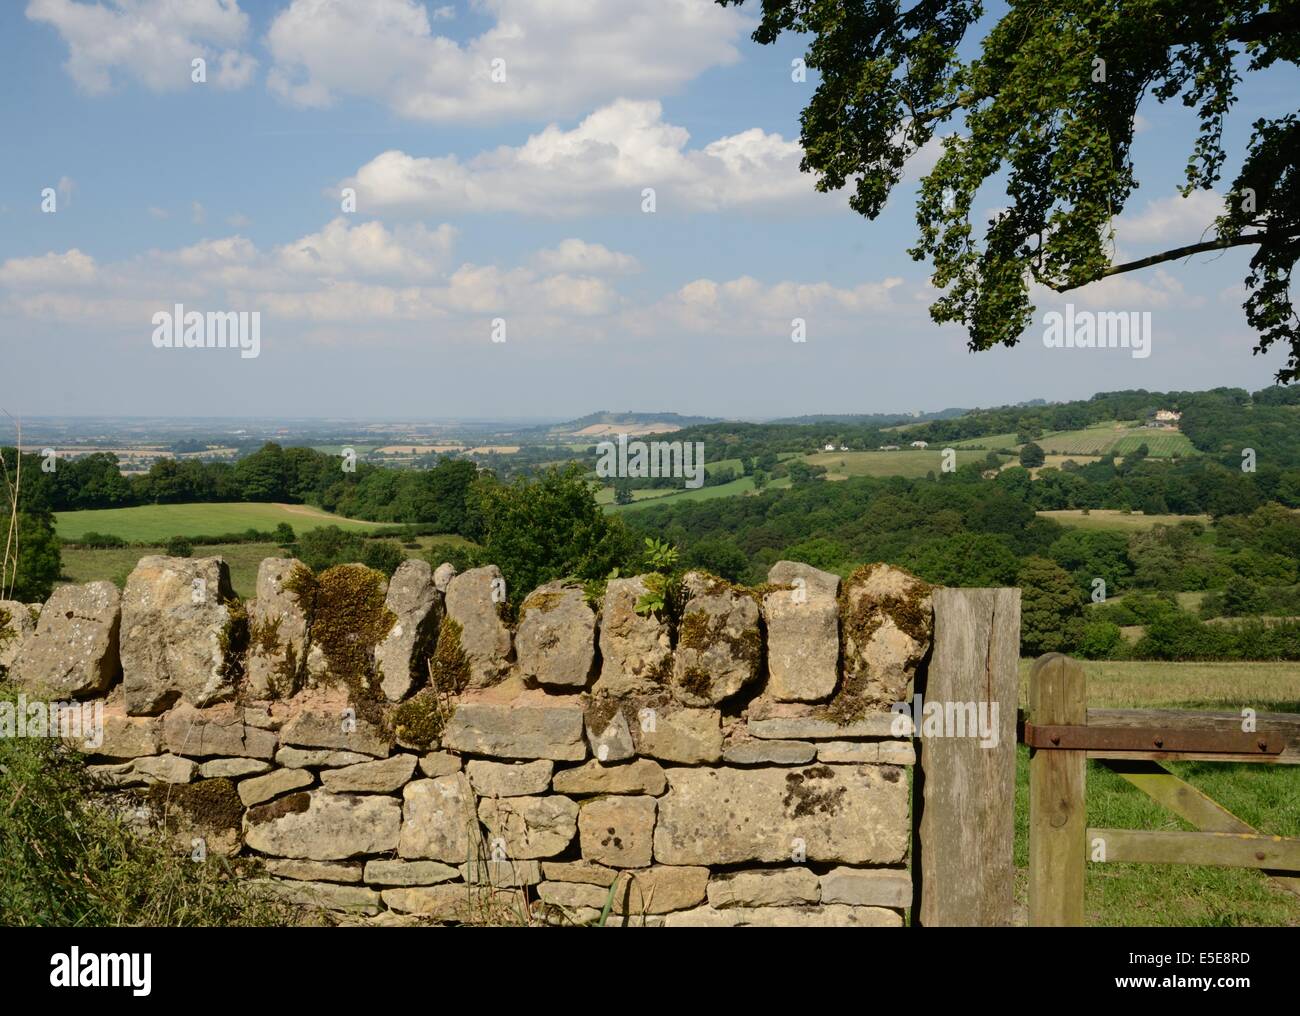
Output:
[{"xmin": 1056, "ymin": 233, "xmax": 1276, "ymax": 292}]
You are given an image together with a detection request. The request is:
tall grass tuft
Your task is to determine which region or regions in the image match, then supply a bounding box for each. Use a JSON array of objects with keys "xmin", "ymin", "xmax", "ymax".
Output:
[{"xmin": 0, "ymin": 683, "xmax": 287, "ymax": 926}]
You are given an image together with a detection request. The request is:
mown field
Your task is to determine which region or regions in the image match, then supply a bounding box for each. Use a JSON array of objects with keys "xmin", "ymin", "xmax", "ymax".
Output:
[
  {"xmin": 951, "ymin": 421, "xmax": 1196, "ymax": 459},
  {"xmin": 55, "ymin": 502, "xmax": 395, "ymax": 542},
  {"xmin": 1036, "ymin": 508, "xmax": 1213, "ymax": 531},
  {"xmin": 1038, "ymin": 423, "xmax": 1196, "ymax": 458},
  {"xmin": 804, "ymin": 448, "xmax": 999, "ymax": 479},
  {"xmin": 1012, "ymin": 658, "xmax": 1300, "ymax": 926},
  {"xmin": 608, "ymin": 474, "xmax": 793, "ymax": 512}
]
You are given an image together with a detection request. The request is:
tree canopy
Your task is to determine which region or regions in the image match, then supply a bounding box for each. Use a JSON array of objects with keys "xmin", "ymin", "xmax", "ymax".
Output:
[{"xmin": 720, "ymin": 0, "xmax": 1300, "ymax": 381}]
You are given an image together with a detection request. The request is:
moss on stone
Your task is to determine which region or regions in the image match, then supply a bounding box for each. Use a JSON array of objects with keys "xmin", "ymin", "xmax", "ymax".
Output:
[
  {"xmin": 390, "ymin": 688, "xmax": 454, "ymax": 750},
  {"xmin": 246, "ymin": 791, "xmax": 311, "ymax": 826},
  {"xmin": 148, "ymin": 777, "xmax": 243, "ymax": 832},
  {"xmin": 286, "ymin": 563, "xmax": 395, "ymax": 715},
  {"xmin": 519, "ymin": 590, "xmax": 565, "ymax": 622},
  {"xmin": 218, "ymin": 598, "xmax": 249, "ymax": 688},
  {"xmin": 677, "ymin": 606, "xmax": 762, "ymax": 670},
  {"xmin": 247, "ymin": 613, "xmax": 301, "ymax": 700},
  {"xmin": 679, "ymin": 665, "xmax": 713, "ymax": 700},
  {"xmin": 821, "ymin": 563, "xmax": 933, "ymax": 725},
  {"xmin": 428, "ymin": 618, "xmax": 470, "ymax": 695}
]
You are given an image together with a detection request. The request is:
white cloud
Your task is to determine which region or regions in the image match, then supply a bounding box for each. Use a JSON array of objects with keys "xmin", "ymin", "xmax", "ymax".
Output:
[
  {"xmin": 27, "ymin": 0, "xmax": 256, "ymax": 93},
  {"xmin": 0, "ymin": 249, "xmax": 99, "ymax": 287},
  {"xmin": 148, "ymin": 205, "xmax": 170, "ymax": 219},
  {"xmin": 266, "ymin": 0, "xmax": 747, "ymax": 122},
  {"xmin": 533, "ymin": 239, "xmax": 639, "ymax": 275},
  {"xmin": 0, "ymin": 217, "xmax": 619, "ymax": 333},
  {"xmin": 0, "ymin": 218, "xmax": 919, "ymax": 353},
  {"xmin": 342, "ymin": 100, "xmax": 823, "ymax": 217},
  {"xmin": 191, "ymin": 200, "xmax": 206, "ymax": 224},
  {"xmin": 273, "ymin": 218, "xmax": 456, "ymax": 281},
  {"xmin": 1115, "ymin": 190, "xmax": 1226, "ymax": 247},
  {"xmin": 627, "ymin": 275, "xmax": 909, "ymax": 336},
  {"xmin": 1031, "ymin": 268, "xmax": 1196, "ymax": 312}
]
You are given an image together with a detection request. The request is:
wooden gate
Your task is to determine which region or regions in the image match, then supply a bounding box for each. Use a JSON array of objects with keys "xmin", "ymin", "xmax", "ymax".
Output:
[{"xmin": 1025, "ymin": 653, "xmax": 1300, "ymax": 926}]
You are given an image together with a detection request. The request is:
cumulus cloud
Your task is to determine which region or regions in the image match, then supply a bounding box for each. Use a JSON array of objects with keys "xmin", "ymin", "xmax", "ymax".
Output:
[
  {"xmin": 0, "ymin": 249, "xmax": 99, "ymax": 287},
  {"xmin": 0, "ymin": 217, "xmax": 621, "ymax": 333},
  {"xmin": 266, "ymin": 0, "xmax": 747, "ymax": 122},
  {"xmin": 27, "ymin": 0, "xmax": 257, "ymax": 93},
  {"xmin": 1031, "ymin": 268, "xmax": 1196, "ymax": 314},
  {"xmin": 1115, "ymin": 190, "xmax": 1226, "ymax": 248},
  {"xmin": 0, "ymin": 217, "xmax": 918, "ymax": 352},
  {"xmin": 629, "ymin": 275, "xmax": 909, "ymax": 335},
  {"xmin": 533, "ymin": 239, "xmax": 639, "ymax": 275},
  {"xmin": 342, "ymin": 100, "xmax": 824, "ymax": 217}
]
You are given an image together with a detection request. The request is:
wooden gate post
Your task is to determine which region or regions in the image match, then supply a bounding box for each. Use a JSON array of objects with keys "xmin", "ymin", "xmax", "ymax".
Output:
[
  {"xmin": 1028, "ymin": 653, "xmax": 1087, "ymax": 926},
  {"xmin": 913, "ymin": 587, "xmax": 1020, "ymax": 926}
]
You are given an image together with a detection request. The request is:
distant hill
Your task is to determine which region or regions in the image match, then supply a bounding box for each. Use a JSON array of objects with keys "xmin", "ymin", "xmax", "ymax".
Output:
[
  {"xmin": 546, "ymin": 411, "xmax": 723, "ymax": 437},
  {"xmin": 771, "ymin": 408, "xmax": 970, "ymax": 426}
]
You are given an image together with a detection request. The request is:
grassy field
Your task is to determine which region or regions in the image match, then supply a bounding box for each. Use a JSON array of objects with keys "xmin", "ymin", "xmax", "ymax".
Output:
[
  {"xmin": 1012, "ymin": 658, "xmax": 1300, "ymax": 926},
  {"xmin": 593, "ymin": 486, "xmax": 680, "ymax": 506},
  {"xmin": 804, "ymin": 448, "xmax": 999, "ymax": 479},
  {"xmin": 950, "ymin": 422, "xmax": 1196, "ymax": 459},
  {"xmin": 1037, "ymin": 508, "xmax": 1212, "ymax": 531},
  {"xmin": 55, "ymin": 503, "xmax": 396, "ymax": 542},
  {"xmin": 1038, "ymin": 423, "xmax": 1196, "ymax": 458},
  {"xmin": 951, "ymin": 432, "xmax": 1020, "ymax": 450},
  {"xmin": 608, "ymin": 474, "xmax": 793, "ymax": 512},
  {"xmin": 61, "ymin": 541, "xmax": 286, "ymax": 598},
  {"xmin": 60, "ymin": 532, "xmax": 476, "ymax": 599}
]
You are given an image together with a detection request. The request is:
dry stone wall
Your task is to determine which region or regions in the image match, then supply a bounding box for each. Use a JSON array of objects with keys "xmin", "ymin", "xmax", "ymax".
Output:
[{"xmin": 1, "ymin": 555, "xmax": 933, "ymax": 927}]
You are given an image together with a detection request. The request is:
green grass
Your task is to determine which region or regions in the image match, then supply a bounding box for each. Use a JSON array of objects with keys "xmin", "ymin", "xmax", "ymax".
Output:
[
  {"xmin": 1011, "ymin": 658, "xmax": 1300, "ymax": 926},
  {"xmin": 1037, "ymin": 423, "xmax": 1196, "ymax": 458},
  {"xmin": 606, "ymin": 474, "xmax": 792, "ymax": 512},
  {"xmin": 0, "ymin": 683, "xmax": 290, "ymax": 927},
  {"xmin": 593, "ymin": 486, "xmax": 680, "ymax": 506},
  {"xmin": 950, "ymin": 432, "xmax": 1021, "ymax": 450},
  {"xmin": 60, "ymin": 534, "xmax": 477, "ymax": 599},
  {"xmin": 804, "ymin": 448, "xmax": 1000, "ymax": 478},
  {"xmin": 55, "ymin": 502, "xmax": 396, "ymax": 542},
  {"xmin": 1036, "ymin": 509, "xmax": 1212, "ymax": 532},
  {"xmin": 60, "ymin": 542, "xmax": 284, "ymax": 598}
]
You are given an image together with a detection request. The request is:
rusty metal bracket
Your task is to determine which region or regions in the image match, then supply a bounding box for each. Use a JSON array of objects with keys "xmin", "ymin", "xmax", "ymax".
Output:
[{"xmin": 1022, "ymin": 721, "xmax": 1284, "ymax": 756}]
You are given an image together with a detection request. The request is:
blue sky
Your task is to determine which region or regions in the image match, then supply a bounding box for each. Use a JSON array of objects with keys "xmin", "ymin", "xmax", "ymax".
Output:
[{"xmin": 1, "ymin": 0, "xmax": 1295, "ymax": 420}]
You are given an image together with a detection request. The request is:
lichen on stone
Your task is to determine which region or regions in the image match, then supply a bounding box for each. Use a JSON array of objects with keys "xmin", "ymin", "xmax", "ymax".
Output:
[
  {"xmin": 518, "ymin": 589, "xmax": 565, "ymax": 622},
  {"xmin": 822, "ymin": 562, "xmax": 934, "ymax": 724},
  {"xmin": 0, "ymin": 606, "xmax": 13, "ymax": 676}
]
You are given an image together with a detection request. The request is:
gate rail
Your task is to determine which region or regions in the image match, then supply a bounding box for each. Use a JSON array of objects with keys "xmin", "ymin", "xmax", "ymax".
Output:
[{"xmin": 1024, "ymin": 653, "xmax": 1300, "ymax": 926}]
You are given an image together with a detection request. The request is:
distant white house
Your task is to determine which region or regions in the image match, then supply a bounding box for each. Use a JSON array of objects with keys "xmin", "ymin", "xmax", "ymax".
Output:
[
  {"xmin": 1155, "ymin": 409, "xmax": 1181, "ymax": 422},
  {"xmin": 824, "ymin": 442, "xmax": 836, "ymax": 451},
  {"xmin": 839, "ymin": 444, "xmax": 849, "ymax": 451},
  {"xmin": 879, "ymin": 444, "xmax": 900, "ymax": 451},
  {"xmin": 910, "ymin": 440, "xmax": 929, "ymax": 448}
]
